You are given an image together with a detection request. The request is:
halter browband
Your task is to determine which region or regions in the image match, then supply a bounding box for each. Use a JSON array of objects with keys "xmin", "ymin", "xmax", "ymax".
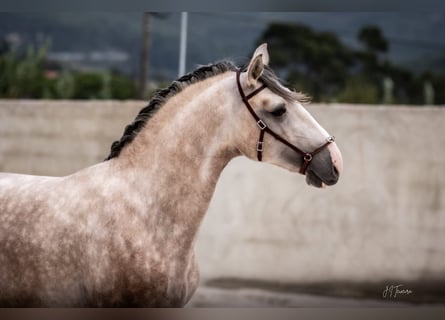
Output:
[{"xmin": 236, "ymin": 68, "xmax": 335, "ymax": 175}]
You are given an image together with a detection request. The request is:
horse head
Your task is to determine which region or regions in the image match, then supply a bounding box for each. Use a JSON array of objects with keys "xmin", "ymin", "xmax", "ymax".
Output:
[{"xmin": 233, "ymin": 43, "xmax": 343, "ymax": 188}]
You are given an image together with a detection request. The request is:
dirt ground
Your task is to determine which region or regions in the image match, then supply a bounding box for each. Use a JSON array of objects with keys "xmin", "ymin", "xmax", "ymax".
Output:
[
  {"xmin": 186, "ymin": 286, "xmax": 411, "ymax": 307},
  {"xmin": 186, "ymin": 279, "xmax": 445, "ymax": 307}
]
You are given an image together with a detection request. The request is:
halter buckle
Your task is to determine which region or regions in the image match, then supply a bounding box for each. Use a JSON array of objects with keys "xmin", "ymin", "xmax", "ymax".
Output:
[
  {"xmin": 257, "ymin": 120, "xmax": 267, "ymax": 130},
  {"xmin": 257, "ymin": 141, "xmax": 264, "ymax": 152},
  {"xmin": 327, "ymin": 136, "xmax": 335, "ymax": 143}
]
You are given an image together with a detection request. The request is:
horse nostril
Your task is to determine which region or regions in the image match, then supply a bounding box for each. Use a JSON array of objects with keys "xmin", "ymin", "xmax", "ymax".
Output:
[{"xmin": 332, "ymin": 164, "xmax": 339, "ymax": 178}]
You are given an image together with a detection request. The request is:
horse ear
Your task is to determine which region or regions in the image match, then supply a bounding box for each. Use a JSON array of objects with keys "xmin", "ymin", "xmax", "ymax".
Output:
[
  {"xmin": 246, "ymin": 43, "xmax": 269, "ymax": 87},
  {"xmin": 246, "ymin": 55, "xmax": 264, "ymax": 87},
  {"xmin": 253, "ymin": 43, "xmax": 270, "ymax": 66}
]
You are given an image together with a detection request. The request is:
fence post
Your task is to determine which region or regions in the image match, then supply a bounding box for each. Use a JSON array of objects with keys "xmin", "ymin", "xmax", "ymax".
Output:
[
  {"xmin": 424, "ymin": 81, "xmax": 434, "ymax": 105},
  {"xmin": 382, "ymin": 76, "xmax": 394, "ymax": 105}
]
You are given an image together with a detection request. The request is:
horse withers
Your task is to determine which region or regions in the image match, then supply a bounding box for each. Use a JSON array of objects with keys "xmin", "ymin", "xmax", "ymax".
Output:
[{"xmin": 0, "ymin": 44, "xmax": 342, "ymax": 307}]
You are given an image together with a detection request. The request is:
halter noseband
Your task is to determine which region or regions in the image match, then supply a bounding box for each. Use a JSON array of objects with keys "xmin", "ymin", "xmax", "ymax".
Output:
[{"xmin": 236, "ymin": 68, "xmax": 335, "ymax": 175}]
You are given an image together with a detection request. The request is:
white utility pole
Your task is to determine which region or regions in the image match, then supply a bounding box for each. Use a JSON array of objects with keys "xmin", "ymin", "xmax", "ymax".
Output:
[{"xmin": 178, "ymin": 12, "xmax": 188, "ymax": 77}]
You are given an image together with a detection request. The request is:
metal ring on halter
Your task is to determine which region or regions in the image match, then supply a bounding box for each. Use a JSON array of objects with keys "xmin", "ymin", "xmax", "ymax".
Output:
[
  {"xmin": 327, "ymin": 136, "xmax": 335, "ymax": 143},
  {"xmin": 304, "ymin": 153, "xmax": 313, "ymax": 162}
]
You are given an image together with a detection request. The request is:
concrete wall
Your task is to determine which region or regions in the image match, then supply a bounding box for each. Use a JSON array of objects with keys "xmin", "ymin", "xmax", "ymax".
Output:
[
  {"xmin": 0, "ymin": 100, "xmax": 142, "ymax": 175},
  {"xmin": 196, "ymin": 104, "xmax": 445, "ymax": 285},
  {"xmin": 1, "ymin": 100, "xmax": 444, "ymax": 284}
]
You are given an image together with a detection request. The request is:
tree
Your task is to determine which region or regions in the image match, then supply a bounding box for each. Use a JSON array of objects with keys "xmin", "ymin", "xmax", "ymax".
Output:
[
  {"xmin": 0, "ymin": 43, "xmax": 48, "ymax": 98},
  {"xmin": 0, "ymin": 40, "xmax": 139, "ymax": 100},
  {"xmin": 256, "ymin": 22, "xmax": 354, "ymax": 101},
  {"xmin": 357, "ymin": 25, "xmax": 388, "ymax": 54},
  {"xmin": 355, "ymin": 26, "xmax": 389, "ymax": 92},
  {"xmin": 337, "ymin": 75, "xmax": 379, "ymax": 104}
]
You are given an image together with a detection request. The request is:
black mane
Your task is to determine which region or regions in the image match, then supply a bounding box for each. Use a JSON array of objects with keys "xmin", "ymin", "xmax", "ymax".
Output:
[
  {"xmin": 105, "ymin": 60, "xmax": 308, "ymax": 160},
  {"xmin": 105, "ymin": 61, "xmax": 237, "ymax": 160}
]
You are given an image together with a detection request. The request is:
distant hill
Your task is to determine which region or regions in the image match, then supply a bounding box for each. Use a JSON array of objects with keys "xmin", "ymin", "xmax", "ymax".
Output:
[{"xmin": 1, "ymin": 12, "xmax": 445, "ymax": 81}]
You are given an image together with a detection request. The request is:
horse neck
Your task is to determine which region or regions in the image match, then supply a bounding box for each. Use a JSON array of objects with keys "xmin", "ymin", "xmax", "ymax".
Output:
[{"xmin": 113, "ymin": 72, "xmax": 239, "ymax": 248}]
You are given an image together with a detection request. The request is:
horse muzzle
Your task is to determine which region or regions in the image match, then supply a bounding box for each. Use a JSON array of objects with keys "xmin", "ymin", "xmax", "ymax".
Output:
[{"xmin": 305, "ymin": 142, "xmax": 343, "ymax": 188}]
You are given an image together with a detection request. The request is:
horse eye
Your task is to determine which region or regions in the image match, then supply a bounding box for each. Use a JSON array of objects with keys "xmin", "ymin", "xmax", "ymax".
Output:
[{"xmin": 270, "ymin": 105, "xmax": 287, "ymax": 117}]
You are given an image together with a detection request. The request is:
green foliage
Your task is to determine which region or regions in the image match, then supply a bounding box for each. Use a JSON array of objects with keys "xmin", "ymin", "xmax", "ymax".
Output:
[
  {"xmin": 0, "ymin": 42, "xmax": 137, "ymax": 100},
  {"xmin": 337, "ymin": 75, "xmax": 380, "ymax": 104},
  {"xmin": 256, "ymin": 22, "xmax": 445, "ymax": 105},
  {"xmin": 55, "ymin": 70, "xmax": 75, "ymax": 99},
  {"xmin": 258, "ymin": 23, "xmax": 353, "ymax": 102},
  {"xmin": 358, "ymin": 25, "xmax": 388, "ymax": 53},
  {"xmin": 72, "ymin": 72, "xmax": 103, "ymax": 99},
  {"xmin": 0, "ymin": 43, "xmax": 49, "ymax": 98},
  {"xmin": 109, "ymin": 73, "xmax": 137, "ymax": 100},
  {"xmin": 70, "ymin": 71, "xmax": 137, "ymax": 100}
]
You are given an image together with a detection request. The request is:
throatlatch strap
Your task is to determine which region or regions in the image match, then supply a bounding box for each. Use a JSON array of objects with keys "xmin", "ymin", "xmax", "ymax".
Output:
[{"xmin": 257, "ymin": 129, "xmax": 265, "ymax": 161}]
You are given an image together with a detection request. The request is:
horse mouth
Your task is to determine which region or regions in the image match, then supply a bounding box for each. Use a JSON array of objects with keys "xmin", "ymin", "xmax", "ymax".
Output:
[{"xmin": 305, "ymin": 169, "xmax": 327, "ymax": 188}]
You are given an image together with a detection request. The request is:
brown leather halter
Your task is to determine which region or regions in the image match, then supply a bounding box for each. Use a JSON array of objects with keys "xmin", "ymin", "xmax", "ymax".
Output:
[{"xmin": 236, "ymin": 68, "xmax": 335, "ymax": 175}]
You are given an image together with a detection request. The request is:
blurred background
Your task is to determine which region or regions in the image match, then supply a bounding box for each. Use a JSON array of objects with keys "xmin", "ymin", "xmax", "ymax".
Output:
[
  {"xmin": 1, "ymin": 12, "xmax": 445, "ymax": 104},
  {"xmin": 0, "ymin": 12, "xmax": 444, "ymax": 307}
]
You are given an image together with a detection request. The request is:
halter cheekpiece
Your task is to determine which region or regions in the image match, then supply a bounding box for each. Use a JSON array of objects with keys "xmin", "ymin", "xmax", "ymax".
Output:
[{"xmin": 235, "ymin": 68, "xmax": 335, "ymax": 175}]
